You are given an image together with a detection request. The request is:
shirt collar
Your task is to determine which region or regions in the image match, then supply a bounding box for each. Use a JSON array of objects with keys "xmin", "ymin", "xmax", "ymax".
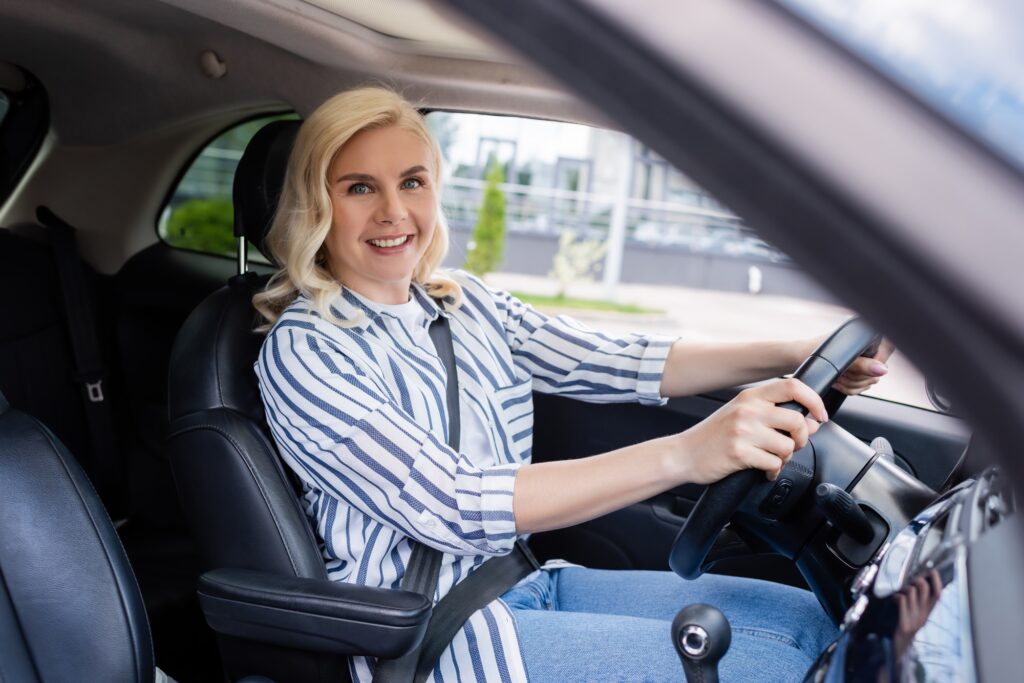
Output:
[{"xmin": 326, "ymin": 282, "xmax": 449, "ymax": 331}]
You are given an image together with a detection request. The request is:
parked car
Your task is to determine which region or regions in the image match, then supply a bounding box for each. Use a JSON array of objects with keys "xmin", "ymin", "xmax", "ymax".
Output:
[{"xmin": 1, "ymin": 0, "xmax": 1020, "ymax": 681}]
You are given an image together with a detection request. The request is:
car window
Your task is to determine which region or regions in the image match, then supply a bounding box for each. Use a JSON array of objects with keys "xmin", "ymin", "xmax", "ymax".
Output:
[
  {"xmin": 158, "ymin": 113, "xmax": 297, "ymax": 259},
  {"xmin": 779, "ymin": 0, "xmax": 1024, "ymax": 174},
  {"xmin": 428, "ymin": 111, "xmax": 931, "ymax": 410}
]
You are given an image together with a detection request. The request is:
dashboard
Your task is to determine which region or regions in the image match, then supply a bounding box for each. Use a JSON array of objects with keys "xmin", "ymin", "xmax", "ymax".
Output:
[{"xmin": 807, "ymin": 467, "xmax": 1015, "ymax": 682}]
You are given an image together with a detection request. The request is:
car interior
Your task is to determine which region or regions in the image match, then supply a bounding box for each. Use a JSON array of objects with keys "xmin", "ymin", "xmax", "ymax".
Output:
[{"xmin": 1, "ymin": 1, "xmax": 1022, "ymax": 682}]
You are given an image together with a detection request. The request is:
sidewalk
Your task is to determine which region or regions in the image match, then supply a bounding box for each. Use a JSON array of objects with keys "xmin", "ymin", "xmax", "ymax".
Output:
[{"xmin": 484, "ymin": 272, "xmax": 929, "ymax": 409}]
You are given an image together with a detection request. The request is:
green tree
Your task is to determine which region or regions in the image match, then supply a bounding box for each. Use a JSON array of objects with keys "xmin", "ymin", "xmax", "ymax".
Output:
[
  {"xmin": 463, "ymin": 162, "xmax": 507, "ymax": 276},
  {"xmin": 164, "ymin": 198, "xmax": 236, "ymax": 255}
]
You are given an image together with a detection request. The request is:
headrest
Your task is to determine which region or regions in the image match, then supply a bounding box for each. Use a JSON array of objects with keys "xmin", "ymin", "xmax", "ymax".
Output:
[
  {"xmin": 167, "ymin": 272, "xmax": 269, "ymax": 423},
  {"xmin": 233, "ymin": 119, "xmax": 301, "ymax": 263}
]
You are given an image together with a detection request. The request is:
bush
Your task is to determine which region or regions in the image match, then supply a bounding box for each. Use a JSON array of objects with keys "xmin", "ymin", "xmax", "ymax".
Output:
[
  {"xmin": 164, "ymin": 198, "xmax": 236, "ymax": 255},
  {"xmin": 463, "ymin": 163, "xmax": 507, "ymax": 276},
  {"xmin": 550, "ymin": 230, "xmax": 607, "ymax": 298}
]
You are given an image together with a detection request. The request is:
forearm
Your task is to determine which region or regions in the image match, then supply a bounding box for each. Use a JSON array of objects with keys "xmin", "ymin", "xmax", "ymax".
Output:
[
  {"xmin": 512, "ymin": 374, "xmax": 834, "ymax": 536},
  {"xmin": 512, "ymin": 435, "xmax": 687, "ymax": 534},
  {"xmin": 658, "ymin": 337, "xmax": 817, "ymax": 397}
]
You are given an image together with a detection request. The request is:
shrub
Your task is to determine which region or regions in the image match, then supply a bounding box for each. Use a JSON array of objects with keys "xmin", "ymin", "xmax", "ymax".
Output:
[{"xmin": 164, "ymin": 198, "xmax": 235, "ymax": 255}]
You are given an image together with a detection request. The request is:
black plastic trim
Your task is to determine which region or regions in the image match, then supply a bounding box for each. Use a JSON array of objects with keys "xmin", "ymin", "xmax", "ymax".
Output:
[{"xmin": 0, "ymin": 67, "xmax": 48, "ymax": 205}]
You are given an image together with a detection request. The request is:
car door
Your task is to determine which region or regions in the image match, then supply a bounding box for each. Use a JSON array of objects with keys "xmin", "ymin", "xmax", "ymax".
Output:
[
  {"xmin": 419, "ymin": 77, "xmax": 970, "ymax": 577},
  {"xmin": 435, "ymin": 0, "xmax": 1024, "ymax": 672}
]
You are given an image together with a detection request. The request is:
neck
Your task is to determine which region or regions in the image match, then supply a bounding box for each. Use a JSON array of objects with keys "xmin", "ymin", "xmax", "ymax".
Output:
[{"xmin": 343, "ymin": 279, "xmax": 412, "ymax": 305}]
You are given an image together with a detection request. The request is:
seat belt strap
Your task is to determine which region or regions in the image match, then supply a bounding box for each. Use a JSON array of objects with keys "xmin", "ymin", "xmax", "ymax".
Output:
[
  {"xmin": 427, "ymin": 316, "xmax": 460, "ymax": 452},
  {"xmin": 33, "ymin": 206, "xmax": 122, "ymax": 505},
  {"xmin": 373, "ymin": 315, "xmax": 459, "ymax": 683},
  {"xmin": 412, "ymin": 540, "xmax": 539, "ymax": 683},
  {"xmin": 374, "ymin": 315, "xmax": 539, "ymax": 683}
]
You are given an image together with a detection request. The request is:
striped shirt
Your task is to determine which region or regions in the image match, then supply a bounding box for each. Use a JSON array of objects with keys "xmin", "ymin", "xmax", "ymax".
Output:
[{"xmin": 255, "ymin": 270, "xmax": 675, "ymax": 682}]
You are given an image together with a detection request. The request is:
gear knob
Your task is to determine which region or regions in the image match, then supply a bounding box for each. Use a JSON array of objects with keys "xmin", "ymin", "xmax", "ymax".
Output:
[{"xmin": 672, "ymin": 604, "xmax": 731, "ymax": 683}]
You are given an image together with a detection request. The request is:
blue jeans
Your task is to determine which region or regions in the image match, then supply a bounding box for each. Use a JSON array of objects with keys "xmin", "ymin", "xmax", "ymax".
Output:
[{"xmin": 500, "ymin": 567, "xmax": 837, "ymax": 682}]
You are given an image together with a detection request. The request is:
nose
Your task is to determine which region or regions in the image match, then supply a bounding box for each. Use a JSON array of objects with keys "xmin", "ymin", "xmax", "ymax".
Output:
[{"xmin": 374, "ymin": 187, "xmax": 407, "ymax": 225}]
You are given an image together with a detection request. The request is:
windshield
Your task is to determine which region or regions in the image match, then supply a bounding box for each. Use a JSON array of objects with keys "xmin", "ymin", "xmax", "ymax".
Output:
[{"xmin": 780, "ymin": 0, "xmax": 1024, "ymax": 172}]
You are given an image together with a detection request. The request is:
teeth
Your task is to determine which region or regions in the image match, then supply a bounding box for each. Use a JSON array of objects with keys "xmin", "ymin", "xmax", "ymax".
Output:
[{"xmin": 368, "ymin": 235, "xmax": 410, "ymax": 248}]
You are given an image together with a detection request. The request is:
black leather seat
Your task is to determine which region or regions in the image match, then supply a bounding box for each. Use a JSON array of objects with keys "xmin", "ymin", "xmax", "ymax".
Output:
[
  {"xmin": 0, "ymin": 389, "xmax": 154, "ymax": 682},
  {"xmin": 166, "ymin": 121, "xmax": 431, "ymax": 683}
]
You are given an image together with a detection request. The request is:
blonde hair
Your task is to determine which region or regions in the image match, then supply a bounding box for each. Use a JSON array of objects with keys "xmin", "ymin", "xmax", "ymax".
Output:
[{"xmin": 253, "ymin": 86, "xmax": 461, "ymax": 329}]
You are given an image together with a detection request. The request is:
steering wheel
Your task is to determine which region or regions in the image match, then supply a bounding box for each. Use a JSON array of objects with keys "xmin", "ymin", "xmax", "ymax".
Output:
[{"xmin": 669, "ymin": 318, "xmax": 881, "ymax": 580}]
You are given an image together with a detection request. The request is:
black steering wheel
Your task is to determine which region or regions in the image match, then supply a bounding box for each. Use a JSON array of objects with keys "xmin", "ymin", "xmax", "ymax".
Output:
[{"xmin": 669, "ymin": 318, "xmax": 881, "ymax": 580}]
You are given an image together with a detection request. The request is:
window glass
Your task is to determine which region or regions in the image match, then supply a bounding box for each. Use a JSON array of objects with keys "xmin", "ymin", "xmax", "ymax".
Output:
[
  {"xmin": 0, "ymin": 92, "xmax": 9, "ymax": 126},
  {"xmin": 779, "ymin": 0, "xmax": 1024, "ymax": 173},
  {"xmin": 158, "ymin": 113, "xmax": 297, "ymax": 258},
  {"xmin": 428, "ymin": 111, "xmax": 930, "ymax": 410}
]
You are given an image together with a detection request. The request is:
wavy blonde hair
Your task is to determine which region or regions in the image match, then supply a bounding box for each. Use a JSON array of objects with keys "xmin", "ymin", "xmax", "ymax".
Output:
[{"xmin": 253, "ymin": 87, "xmax": 461, "ymax": 329}]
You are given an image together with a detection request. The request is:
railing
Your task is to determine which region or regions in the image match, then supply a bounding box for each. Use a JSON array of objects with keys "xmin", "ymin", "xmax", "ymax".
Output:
[
  {"xmin": 442, "ymin": 177, "xmax": 787, "ymax": 262},
  {"xmin": 168, "ymin": 150, "xmax": 787, "ymax": 264}
]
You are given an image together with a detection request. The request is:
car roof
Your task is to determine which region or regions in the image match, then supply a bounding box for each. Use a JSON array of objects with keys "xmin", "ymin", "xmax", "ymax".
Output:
[
  {"xmin": 0, "ymin": 0, "xmax": 602, "ymax": 146},
  {"xmin": 0, "ymin": 0, "xmax": 618, "ymax": 273}
]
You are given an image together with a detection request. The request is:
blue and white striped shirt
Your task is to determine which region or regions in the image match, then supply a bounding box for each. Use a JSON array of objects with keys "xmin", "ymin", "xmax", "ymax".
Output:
[{"xmin": 256, "ymin": 271, "xmax": 674, "ymax": 682}]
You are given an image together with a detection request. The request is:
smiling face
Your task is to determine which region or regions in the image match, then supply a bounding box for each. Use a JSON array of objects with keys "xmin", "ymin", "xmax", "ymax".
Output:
[{"xmin": 323, "ymin": 125, "xmax": 438, "ymax": 304}]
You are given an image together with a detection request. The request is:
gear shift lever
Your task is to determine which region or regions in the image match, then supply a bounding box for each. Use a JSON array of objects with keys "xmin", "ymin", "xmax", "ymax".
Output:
[{"xmin": 673, "ymin": 604, "xmax": 731, "ymax": 683}]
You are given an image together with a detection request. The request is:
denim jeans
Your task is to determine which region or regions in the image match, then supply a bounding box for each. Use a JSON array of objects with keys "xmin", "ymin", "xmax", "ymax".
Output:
[{"xmin": 499, "ymin": 567, "xmax": 838, "ymax": 682}]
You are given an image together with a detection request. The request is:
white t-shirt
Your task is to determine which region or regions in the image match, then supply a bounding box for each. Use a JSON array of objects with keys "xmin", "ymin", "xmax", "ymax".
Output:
[{"xmin": 375, "ymin": 297, "xmax": 492, "ymax": 460}]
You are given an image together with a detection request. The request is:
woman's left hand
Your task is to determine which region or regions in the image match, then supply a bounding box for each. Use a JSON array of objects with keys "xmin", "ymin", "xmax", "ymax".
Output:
[{"xmin": 833, "ymin": 337, "xmax": 896, "ymax": 395}]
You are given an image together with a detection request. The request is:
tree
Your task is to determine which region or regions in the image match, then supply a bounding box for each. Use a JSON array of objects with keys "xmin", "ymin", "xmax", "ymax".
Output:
[{"xmin": 463, "ymin": 162, "xmax": 507, "ymax": 276}]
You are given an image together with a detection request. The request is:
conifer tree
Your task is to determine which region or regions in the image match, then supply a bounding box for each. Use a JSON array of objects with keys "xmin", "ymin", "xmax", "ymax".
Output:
[{"xmin": 464, "ymin": 162, "xmax": 507, "ymax": 276}]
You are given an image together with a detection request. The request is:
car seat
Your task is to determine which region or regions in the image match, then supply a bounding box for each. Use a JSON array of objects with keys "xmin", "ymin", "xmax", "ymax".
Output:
[
  {"xmin": 0, "ymin": 388, "xmax": 285, "ymax": 683},
  {"xmin": 166, "ymin": 120, "xmax": 431, "ymax": 683},
  {"xmin": 0, "ymin": 388, "xmax": 154, "ymax": 682}
]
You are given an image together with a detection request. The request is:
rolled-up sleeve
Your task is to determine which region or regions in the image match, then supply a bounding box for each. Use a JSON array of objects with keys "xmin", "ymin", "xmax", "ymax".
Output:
[
  {"xmin": 256, "ymin": 323, "xmax": 520, "ymax": 556},
  {"xmin": 481, "ymin": 280, "xmax": 676, "ymax": 406}
]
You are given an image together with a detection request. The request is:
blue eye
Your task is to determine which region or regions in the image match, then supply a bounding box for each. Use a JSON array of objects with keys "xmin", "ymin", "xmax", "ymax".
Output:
[
  {"xmin": 349, "ymin": 183, "xmax": 372, "ymax": 195},
  {"xmin": 401, "ymin": 177, "xmax": 423, "ymax": 190}
]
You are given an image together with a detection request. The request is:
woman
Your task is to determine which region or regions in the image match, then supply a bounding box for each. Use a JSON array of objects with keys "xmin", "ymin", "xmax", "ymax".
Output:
[{"xmin": 254, "ymin": 87, "xmax": 890, "ymax": 682}]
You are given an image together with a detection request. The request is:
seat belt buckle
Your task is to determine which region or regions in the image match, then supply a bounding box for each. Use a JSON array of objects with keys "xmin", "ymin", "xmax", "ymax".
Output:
[
  {"xmin": 85, "ymin": 380, "xmax": 104, "ymax": 403},
  {"xmin": 73, "ymin": 370, "xmax": 105, "ymax": 403}
]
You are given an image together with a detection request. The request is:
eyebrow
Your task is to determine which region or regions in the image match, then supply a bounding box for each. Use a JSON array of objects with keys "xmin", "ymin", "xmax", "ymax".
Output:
[{"xmin": 334, "ymin": 165, "xmax": 429, "ymax": 184}]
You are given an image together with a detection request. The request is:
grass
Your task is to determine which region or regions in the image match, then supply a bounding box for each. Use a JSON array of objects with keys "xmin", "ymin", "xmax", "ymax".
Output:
[{"xmin": 511, "ymin": 291, "xmax": 664, "ymax": 315}]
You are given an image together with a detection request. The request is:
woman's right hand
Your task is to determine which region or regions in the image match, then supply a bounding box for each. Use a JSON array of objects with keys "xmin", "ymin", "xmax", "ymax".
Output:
[{"xmin": 675, "ymin": 378, "xmax": 829, "ymax": 485}]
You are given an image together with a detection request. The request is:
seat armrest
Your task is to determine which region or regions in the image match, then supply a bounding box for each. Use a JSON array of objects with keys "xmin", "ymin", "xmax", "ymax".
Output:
[{"xmin": 198, "ymin": 568, "xmax": 432, "ymax": 658}]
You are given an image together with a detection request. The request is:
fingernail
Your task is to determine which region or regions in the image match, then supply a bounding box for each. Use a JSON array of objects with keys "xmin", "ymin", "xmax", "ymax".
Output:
[
  {"xmin": 870, "ymin": 361, "xmax": 888, "ymax": 376},
  {"xmin": 767, "ymin": 471, "xmax": 778, "ymax": 481}
]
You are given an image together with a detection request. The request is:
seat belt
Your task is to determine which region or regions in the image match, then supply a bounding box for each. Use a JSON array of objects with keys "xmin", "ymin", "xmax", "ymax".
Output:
[
  {"xmin": 411, "ymin": 539, "xmax": 538, "ymax": 683},
  {"xmin": 373, "ymin": 315, "xmax": 539, "ymax": 683},
  {"xmin": 32, "ymin": 206, "xmax": 122, "ymax": 507}
]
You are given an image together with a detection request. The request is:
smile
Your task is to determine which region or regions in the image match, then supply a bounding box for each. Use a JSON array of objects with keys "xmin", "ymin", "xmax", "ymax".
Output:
[{"xmin": 367, "ymin": 235, "xmax": 411, "ymax": 248}]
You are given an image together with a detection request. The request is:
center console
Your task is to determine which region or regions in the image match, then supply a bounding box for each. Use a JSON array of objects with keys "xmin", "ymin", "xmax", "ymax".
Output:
[{"xmin": 804, "ymin": 467, "xmax": 1013, "ymax": 682}]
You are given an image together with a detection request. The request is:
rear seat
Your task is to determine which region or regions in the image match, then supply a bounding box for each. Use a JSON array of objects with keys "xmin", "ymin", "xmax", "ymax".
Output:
[
  {"xmin": 0, "ymin": 225, "xmax": 120, "ymax": 504},
  {"xmin": 0, "ymin": 222, "xmax": 221, "ymax": 679}
]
